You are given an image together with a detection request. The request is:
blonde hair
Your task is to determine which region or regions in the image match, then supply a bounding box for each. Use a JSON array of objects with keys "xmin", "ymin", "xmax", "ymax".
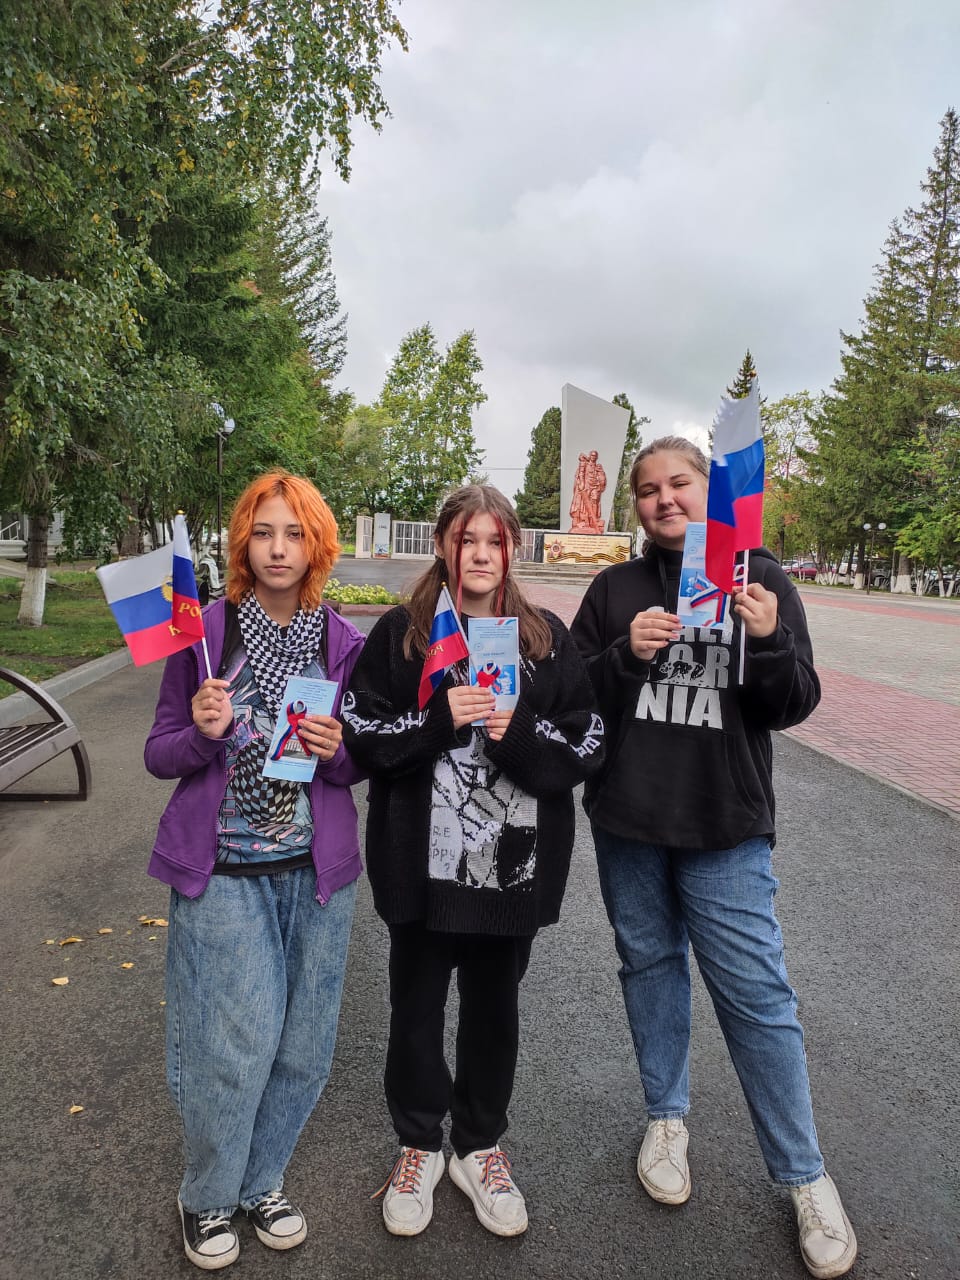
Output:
[
  {"xmin": 629, "ymin": 435, "xmax": 709, "ymax": 508},
  {"xmin": 225, "ymin": 471, "xmax": 340, "ymax": 612}
]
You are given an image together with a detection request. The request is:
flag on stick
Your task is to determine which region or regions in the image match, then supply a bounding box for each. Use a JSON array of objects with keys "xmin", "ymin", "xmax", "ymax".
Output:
[
  {"xmin": 705, "ymin": 377, "xmax": 765, "ymax": 595},
  {"xmin": 96, "ymin": 514, "xmax": 206, "ymax": 667},
  {"xmin": 418, "ymin": 583, "xmax": 470, "ymax": 710}
]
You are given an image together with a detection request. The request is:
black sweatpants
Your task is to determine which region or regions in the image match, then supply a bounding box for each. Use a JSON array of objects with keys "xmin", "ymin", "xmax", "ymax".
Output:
[{"xmin": 384, "ymin": 922, "xmax": 534, "ymax": 1158}]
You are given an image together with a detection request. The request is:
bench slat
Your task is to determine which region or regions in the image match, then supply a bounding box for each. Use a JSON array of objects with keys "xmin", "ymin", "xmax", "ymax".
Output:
[{"xmin": 0, "ymin": 667, "xmax": 91, "ymax": 801}]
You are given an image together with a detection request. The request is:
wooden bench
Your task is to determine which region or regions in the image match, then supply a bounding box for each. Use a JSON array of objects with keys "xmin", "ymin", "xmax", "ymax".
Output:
[{"xmin": 0, "ymin": 667, "xmax": 92, "ymax": 801}]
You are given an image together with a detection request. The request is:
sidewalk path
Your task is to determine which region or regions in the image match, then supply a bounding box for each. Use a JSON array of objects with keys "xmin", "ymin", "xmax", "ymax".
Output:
[{"xmin": 521, "ymin": 579, "xmax": 960, "ymax": 821}]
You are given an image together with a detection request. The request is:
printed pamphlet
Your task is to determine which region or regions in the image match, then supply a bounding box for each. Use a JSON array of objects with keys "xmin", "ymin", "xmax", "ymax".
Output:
[
  {"xmin": 677, "ymin": 523, "xmax": 730, "ymax": 630},
  {"xmin": 262, "ymin": 676, "xmax": 339, "ymax": 782},
  {"xmin": 468, "ymin": 616, "xmax": 520, "ymax": 721}
]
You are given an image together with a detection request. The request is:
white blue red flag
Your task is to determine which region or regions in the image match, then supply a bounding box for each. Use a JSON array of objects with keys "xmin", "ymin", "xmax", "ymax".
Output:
[
  {"xmin": 96, "ymin": 514, "xmax": 205, "ymax": 666},
  {"xmin": 418, "ymin": 583, "xmax": 470, "ymax": 710},
  {"xmin": 705, "ymin": 378, "xmax": 765, "ymax": 595}
]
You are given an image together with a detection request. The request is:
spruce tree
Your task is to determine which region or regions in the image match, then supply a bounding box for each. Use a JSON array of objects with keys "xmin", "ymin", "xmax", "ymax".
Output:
[
  {"xmin": 804, "ymin": 108, "xmax": 960, "ymax": 589},
  {"xmin": 610, "ymin": 393, "xmax": 650, "ymax": 531},
  {"xmin": 515, "ymin": 407, "xmax": 561, "ymax": 528},
  {"xmin": 727, "ymin": 350, "xmax": 759, "ymax": 398}
]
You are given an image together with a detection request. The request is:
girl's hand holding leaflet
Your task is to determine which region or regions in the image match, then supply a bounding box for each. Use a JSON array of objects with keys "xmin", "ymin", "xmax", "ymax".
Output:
[
  {"xmin": 192, "ymin": 678, "xmax": 233, "ymax": 739},
  {"xmin": 733, "ymin": 583, "xmax": 778, "ymax": 638},
  {"xmin": 447, "ymin": 684, "xmax": 495, "ymax": 730},
  {"xmin": 630, "ymin": 607, "xmax": 682, "ymax": 661},
  {"xmin": 298, "ymin": 713, "xmax": 343, "ymax": 761},
  {"xmin": 486, "ymin": 709, "xmax": 514, "ymax": 742}
]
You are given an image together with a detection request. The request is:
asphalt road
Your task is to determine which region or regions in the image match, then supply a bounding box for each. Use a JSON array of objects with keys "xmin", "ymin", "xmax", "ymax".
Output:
[{"xmin": 1, "ymin": 638, "xmax": 958, "ymax": 1279}]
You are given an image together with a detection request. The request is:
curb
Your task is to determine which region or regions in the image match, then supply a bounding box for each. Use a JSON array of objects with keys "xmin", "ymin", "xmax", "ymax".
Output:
[{"xmin": 0, "ymin": 647, "xmax": 132, "ymax": 728}]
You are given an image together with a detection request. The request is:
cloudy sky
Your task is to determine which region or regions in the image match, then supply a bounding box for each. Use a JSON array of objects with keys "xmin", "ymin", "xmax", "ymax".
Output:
[{"xmin": 320, "ymin": 0, "xmax": 960, "ymax": 496}]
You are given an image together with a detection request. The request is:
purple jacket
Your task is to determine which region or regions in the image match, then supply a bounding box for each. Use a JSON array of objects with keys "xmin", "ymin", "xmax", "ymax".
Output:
[{"xmin": 144, "ymin": 597, "xmax": 366, "ymax": 904}]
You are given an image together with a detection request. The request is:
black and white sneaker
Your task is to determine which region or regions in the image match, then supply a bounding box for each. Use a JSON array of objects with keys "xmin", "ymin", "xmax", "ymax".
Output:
[
  {"xmin": 178, "ymin": 1199, "xmax": 239, "ymax": 1270},
  {"xmin": 247, "ymin": 1190, "xmax": 308, "ymax": 1250}
]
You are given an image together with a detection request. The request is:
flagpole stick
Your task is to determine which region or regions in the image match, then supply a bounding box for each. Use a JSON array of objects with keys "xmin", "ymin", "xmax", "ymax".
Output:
[
  {"xmin": 738, "ymin": 550, "xmax": 749, "ymax": 684},
  {"xmin": 200, "ymin": 636, "xmax": 214, "ymax": 681}
]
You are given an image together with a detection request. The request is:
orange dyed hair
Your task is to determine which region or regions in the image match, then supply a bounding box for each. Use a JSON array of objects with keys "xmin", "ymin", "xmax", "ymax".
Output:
[{"xmin": 225, "ymin": 470, "xmax": 340, "ymax": 612}]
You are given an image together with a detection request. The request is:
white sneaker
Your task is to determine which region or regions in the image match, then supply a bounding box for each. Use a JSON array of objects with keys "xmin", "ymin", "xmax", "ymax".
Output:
[
  {"xmin": 790, "ymin": 1173, "xmax": 857, "ymax": 1278},
  {"xmin": 637, "ymin": 1117, "xmax": 691, "ymax": 1204},
  {"xmin": 378, "ymin": 1147, "xmax": 445, "ymax": 1236},
  {"xmin": 448, "ymin": 1146, "xmax": 528, "ymax": 1236}
]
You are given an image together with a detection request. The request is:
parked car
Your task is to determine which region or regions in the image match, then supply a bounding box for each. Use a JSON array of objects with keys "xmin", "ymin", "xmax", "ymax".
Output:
[{"xmin": 785, "ymin": 560, "xmax": 817, "ymax": 581}]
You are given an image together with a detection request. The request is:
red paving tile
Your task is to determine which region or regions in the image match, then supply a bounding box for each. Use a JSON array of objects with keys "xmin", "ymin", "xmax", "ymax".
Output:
[{"xmin": 785, "ymin": 669, "xmax": 960, "ymax": 819}]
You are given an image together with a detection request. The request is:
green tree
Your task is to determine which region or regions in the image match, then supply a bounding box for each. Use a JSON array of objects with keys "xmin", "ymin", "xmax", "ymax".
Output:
[
  {"xmin": 0, "ymin": 0, "xmax": 406, "ymax": 621},
  {"xmin": 802, "ymin": 108, "xmax": 960, "ymax": 591},
  {"xmin": 515, "ymin": 407, "xmax": 561, "ymax": 528},
  {"xmin": 375, "ymin": 325, "xmax": 486, "ymax": 519},
  {"xmin": 760, "ymin": 391, "xmax": 821, "ymax": 562},
  {"xmin": 727, "ymin": 349, "xmax": 759, "ymax": 399},
  {"xmin": 610, "ymin": 393, "xmax": 649, "ymax": 532}
]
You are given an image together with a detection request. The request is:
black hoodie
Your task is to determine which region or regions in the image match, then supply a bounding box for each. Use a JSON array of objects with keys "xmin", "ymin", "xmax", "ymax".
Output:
[{"xmin": 570, "ymin": 545, "xmax": 820, "ymax": 851}]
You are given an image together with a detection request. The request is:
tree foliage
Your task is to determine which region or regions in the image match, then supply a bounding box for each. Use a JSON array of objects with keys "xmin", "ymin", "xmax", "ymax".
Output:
[
  {"xmin": 610, "ymin": 393, "xmax": 649, "ymax": 532},
  {"xmin": 373, "ymin": 325, "xmax": 486, "ymax": 519},
  {"xmin": 800, "ymin": 108, "xmax": 960, "ymax": 588},
  {"xmin": 727, "ymin": 349, "xmax": 759, "ymax": 399},
  {"xmin": 515, "ymin": 407, "xmax": 561, "ymax": 528},
  {"xmin": 0, "ymin": 0, "xmax": 406, "ymax": 620}
]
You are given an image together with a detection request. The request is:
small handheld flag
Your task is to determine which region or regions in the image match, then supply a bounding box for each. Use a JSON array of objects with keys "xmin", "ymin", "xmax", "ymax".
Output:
[
  {"xmin": 705, "ymin": 377, "xmax": 765, "ymax": 595},
  {"xmin": 96, "ymin": 515, "xmax": 206, "ymax": 668},
  {"xmin": 418, "ymin": 583, "xmax": 470, "ymax": 710}
]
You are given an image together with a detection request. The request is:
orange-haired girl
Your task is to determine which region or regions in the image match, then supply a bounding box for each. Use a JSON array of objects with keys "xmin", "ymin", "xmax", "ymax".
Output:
[{"xmin": 145, "ymin": 471, "xmax": 365, "ymax": 1270}]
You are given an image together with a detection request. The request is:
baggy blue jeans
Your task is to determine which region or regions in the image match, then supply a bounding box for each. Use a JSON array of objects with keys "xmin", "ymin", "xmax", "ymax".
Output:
[
  {"xmin": 165, "ymin": 867, "xmax": 357, "ymax": 1214},
  {"xmin": 592, "ymin": 828, "xmax": 824, "ymax": 1186}
]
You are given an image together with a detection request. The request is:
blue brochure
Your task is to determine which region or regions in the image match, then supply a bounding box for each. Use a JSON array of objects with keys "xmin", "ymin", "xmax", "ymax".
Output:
[
  {"xmin": 262, "ymin": 676, "xmax": 339, "ymax": 782},
  {"xmin": 677, "ymin": 523, "xmax": 730, "ymax": 630},
  {"xmin": 468, "ymin": 617, "xmax": 520, "ymax": 714}
]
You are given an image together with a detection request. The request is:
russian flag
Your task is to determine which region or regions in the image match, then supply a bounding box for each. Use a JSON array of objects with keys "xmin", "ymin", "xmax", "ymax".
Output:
[
  {"xmin": 705, "ymin": 377, "xmax": 765, "ymax": 595},
  {"xmin": 418, "ymin": 583, "xmax": 470, "ymax": 710},
  {"xmin": 96, "ymin": 515, "xmax": 205, "ymax": 666}
]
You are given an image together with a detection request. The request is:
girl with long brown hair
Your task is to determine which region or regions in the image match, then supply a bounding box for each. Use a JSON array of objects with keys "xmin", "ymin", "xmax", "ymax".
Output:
[{"xmin": 341, "ymin": 484, "xmax": 604, "ymax": 1240}]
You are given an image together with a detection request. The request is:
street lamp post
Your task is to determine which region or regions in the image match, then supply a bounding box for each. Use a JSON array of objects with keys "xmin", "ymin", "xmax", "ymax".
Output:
[
  {"xmin": 212, "ymin": 404, "xmax": 236, "ymax": 572},
  {"xmin": 862, "ymin": 521, "xmax": 887, "ymax": 595}
]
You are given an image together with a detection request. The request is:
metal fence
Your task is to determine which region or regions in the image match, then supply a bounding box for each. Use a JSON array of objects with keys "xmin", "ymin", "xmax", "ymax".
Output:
[
  {"xmin": 390, "ymin": 521, "xmax": 545, "ymax": 561},
  {"xmin": 392, "ymin": 521, "xmax": 436, "ymax": 558}
]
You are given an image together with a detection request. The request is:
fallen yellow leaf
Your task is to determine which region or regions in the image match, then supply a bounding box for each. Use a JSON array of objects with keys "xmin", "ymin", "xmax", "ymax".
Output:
[
  {"xmin": 120, "ymin": 962, "xmax": 135, "ymax": 970},
  {"xmin": 59, "ymin": 936, "xmax": 83, "ymax": 946},
  {"xmin": 51, "ymin": 977, "xmax": 69, "ymax": 986},
  {"xmin": 139, "ymin": 917, "xmax": 168, "ymax": 927},
  {"xmin": 44, "ymin": 938, "xmax": 55, "ymax": 945},
  {"xmin": 98, "ymin": 928, "xmax": 113, "ymax": 935},
  {"xmin": 69, "ymin": 1105, "xmax": 84, "ymax": 1115}
]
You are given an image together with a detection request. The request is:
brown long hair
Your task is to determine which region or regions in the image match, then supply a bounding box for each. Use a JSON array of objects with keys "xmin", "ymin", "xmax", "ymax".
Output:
[
  {"xmin": 225, "ymin": 470, "xmax": 340, "ymax": 612},
  {"xmin": 403, "ymin": 485, "xmax": 552, "ymax": 660}
]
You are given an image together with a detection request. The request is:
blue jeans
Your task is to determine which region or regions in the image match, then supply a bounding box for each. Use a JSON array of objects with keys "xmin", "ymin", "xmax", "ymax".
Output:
[
  {"xmin": 165, "ymin": 868, "xmax": 357, "ymax": 1213},
  {"xmin": 593, "ymin": 828, "xmax": 824, "ymax": 1186}
]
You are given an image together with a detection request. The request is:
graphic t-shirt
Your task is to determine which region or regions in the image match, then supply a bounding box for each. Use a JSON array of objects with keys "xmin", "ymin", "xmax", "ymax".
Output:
[{"xmin": 214, "ymin": 641, "xmax": 324, "ymax": 873}]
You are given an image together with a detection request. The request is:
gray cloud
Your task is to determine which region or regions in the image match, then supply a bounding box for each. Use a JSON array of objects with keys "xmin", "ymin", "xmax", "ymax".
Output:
[{"xmin": 321, "ymin": 0, "xmax": 960, "ymax": 493}]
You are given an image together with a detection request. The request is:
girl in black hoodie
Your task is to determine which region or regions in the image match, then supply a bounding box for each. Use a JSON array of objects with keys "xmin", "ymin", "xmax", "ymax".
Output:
[{"xmin": 571, "ymin": 436, "xmax": 856, "ymax": 1280}]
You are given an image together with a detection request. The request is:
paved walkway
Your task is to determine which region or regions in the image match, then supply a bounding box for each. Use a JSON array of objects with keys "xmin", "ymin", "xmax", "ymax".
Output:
[{"xmin": 520, "ymin": 578, "xmax": 960, "ymax": 821}]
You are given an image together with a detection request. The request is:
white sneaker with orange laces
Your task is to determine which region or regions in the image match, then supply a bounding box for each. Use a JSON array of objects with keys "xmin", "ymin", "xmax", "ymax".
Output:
[
  {"xmin": 448, "ymin": 1145, "xmax": 528, "ymax": 1236},
  {"xmin": 378, "ymin": 1147, "xmax": 445, "ymax": 1236}
]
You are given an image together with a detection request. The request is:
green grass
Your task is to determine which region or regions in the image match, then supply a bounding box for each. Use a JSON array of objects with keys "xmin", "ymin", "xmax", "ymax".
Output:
[
  {"xmin": 0, "ymin": 572, "xmax": 126, "ymax": 691},
  {"xmin": 0, "ymin": 568, "xmax": 399, "ymax": 696}
]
